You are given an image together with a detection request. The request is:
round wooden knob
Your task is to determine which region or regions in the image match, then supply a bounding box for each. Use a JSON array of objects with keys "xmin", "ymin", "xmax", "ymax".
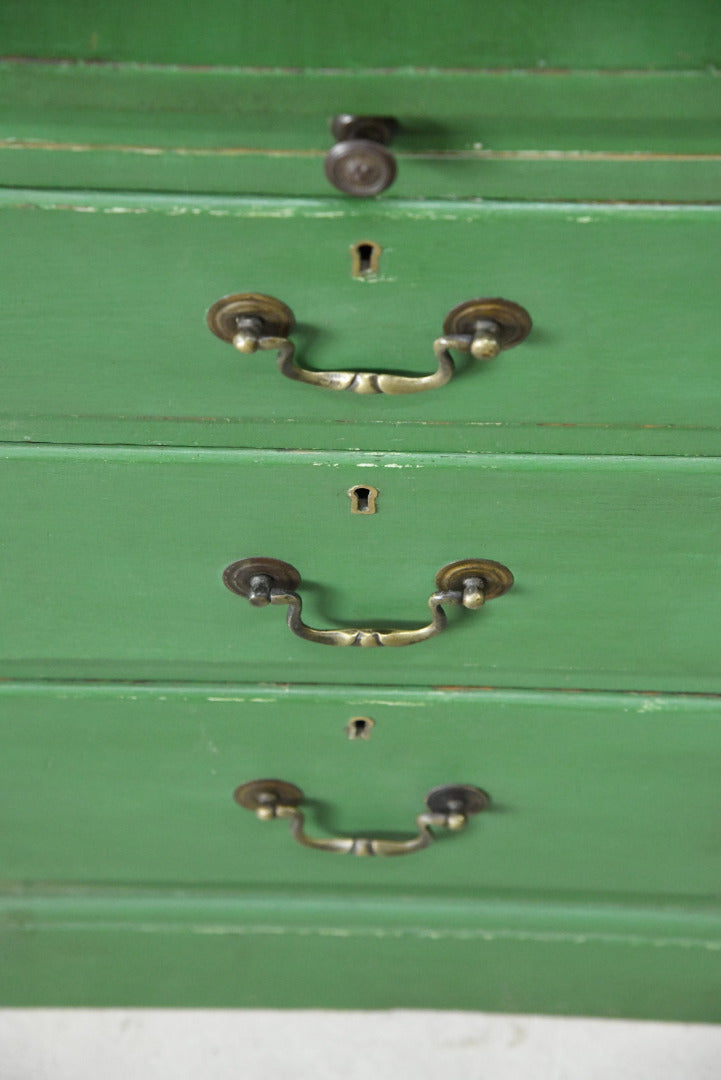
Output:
[{"xmin": 325, "ymin": 139, "xmax": 397, "ymax": 197}]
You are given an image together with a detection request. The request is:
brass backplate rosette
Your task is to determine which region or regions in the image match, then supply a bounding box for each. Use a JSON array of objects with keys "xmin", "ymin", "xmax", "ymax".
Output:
[
  {"xmin": 425, "ymin": 783, "xmax": 490, "ymax": 816},
  {"xmin": 435, "ymin": 558, "xmax": 514, "ymax": 600},
  {"xmin": 207, "ymin": 293, "xmax": 296, "ymax": 343},
  {"xmin": 222, "ymin": 557, "xmax": 302, "ymax": 597},
  {"xmin": 234, "ymin": 779, "xmax": 304, "ymax": 811},
  {"xmin": 443, "ymin": 298, "xmax": 532, "ymax": 349}
]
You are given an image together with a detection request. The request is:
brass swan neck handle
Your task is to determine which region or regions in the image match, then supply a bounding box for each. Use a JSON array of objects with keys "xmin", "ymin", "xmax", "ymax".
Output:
[
  {"xmin": 234, "ymin": 779, "xmax": 490, "ymax": 857},
  {"xmin": 207, "ymin": 293, "xmax": 531, "ymax": 396},
  {"xmin": 222, "ymin": 557, "xmax": 514, "ymax": 648}
]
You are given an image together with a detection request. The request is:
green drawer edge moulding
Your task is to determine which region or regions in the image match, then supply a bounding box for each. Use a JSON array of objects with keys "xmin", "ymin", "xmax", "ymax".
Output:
[
  {"xmin": 1, "ymin": 682, "xmax": 720, "ymax": 1018},
  {"xmin": 2, "ymin": 64, "xmax": 720, "ymax": 201}
]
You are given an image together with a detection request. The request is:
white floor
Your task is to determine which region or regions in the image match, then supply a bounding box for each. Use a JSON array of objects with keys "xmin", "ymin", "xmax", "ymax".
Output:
[{"xmin": 1, "ymin": 1010, "xmax": 720, "ymax": 1079}]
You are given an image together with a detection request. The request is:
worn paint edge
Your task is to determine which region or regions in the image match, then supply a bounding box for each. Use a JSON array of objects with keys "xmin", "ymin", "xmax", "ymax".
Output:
[
  {"xmin": 2, "ymin": 60, "xmax": 720, "ymax": 77},
  {"xmin": 0, "ymin": 680, "xmax": 719, "ymax": 711},
  {"xmin": 1, "ymin": 440, "xmax": 720, "ymax": 470},
  {"xmin": 4, "ymin": 414, "xmax": 721, "ymax": 435},
  {"xmin": 2, "ymin": 890, "xmax": 720, "ymax": 951},
  {"xmin": 2, "ymin": 920, "xmax": 719, "ymax": 950},
  {"xmin": 1, "ymin": 188, "xmax": 721, "ymax": 218},
  {"xmin": 3, "ymin": 140, "xmax": 720, "ymax": 163}
]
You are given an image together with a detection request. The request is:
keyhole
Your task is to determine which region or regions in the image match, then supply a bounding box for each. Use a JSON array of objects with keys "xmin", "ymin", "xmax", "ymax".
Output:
[
  {"xmin": 351, "ymin": 239, "xmax": 382, "ymax": 279},
  {"xmin": 348, "ymin": 484, "xmax": 378, "ymax": 514},
  {"xmin": 357, "ymin": 243, "xmax": 374, "ymax": 271},
  {"xmin": 345, "ymin": 716, "xmax": 374, "ymax": 740}
]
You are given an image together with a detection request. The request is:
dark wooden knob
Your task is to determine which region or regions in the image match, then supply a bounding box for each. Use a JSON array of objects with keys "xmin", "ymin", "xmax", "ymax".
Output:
[
  {"xmin": 325, "ymin": 139, "xmax": 397, "ymax": 196},
  {"xmin": 325, "ymin": 115, "xmax": 398, "ymax": 196}
]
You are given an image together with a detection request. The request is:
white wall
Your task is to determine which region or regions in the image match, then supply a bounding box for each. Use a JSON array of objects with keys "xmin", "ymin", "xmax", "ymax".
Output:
[{"xmin": 1, "ymin": 1010, "xmax": 720, "ymax": 1079}]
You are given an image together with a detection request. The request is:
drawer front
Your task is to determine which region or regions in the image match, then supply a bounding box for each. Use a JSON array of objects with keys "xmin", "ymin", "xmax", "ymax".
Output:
[
  {"xmin": 3, "ymin": 67, "xmax": 719, "ymax": 203},
  {"xmin": 3, "ymin": 193, "xmax": 721, "ymax": 457},
  {"xmin": 4, "ymin": 684, "xmax": 720, "ymax": 1016},
  {"xmin": 2, "ymin": 683, "xmax": 719, "ymax": 901},
  {"xmin": 3, "ymin": 0, "xmax": 718, "ymax": 70},
  {"xmin": 1, "ymin": 445, "xmax": 719, "ymax": 691}
]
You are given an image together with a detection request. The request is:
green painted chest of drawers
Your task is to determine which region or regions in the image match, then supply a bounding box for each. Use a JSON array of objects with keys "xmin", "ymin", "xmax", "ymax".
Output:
[{"xmin": 1, "ymin": 0, "xmax": 720, "ymax": 1021}]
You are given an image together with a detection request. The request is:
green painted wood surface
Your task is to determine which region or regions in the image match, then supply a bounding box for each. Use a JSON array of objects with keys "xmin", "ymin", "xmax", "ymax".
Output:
[
  {"xmin": 2, "ymin": 683, "xmax": 719, "ymax": 897},
  {"xmin": 5, "ymin": 142, "xmax": 718, "ymax": 204},
  {"xmin": 1, "ymin": 683, "xmax": 720, "ymax": 1016},
  {"xmin": 2, "ymin": 192, "xmax": 721, "ymax": 456},
  {"xmin": 1, "ymin": 445, "xmax": 719, "ymax": 691},
  {"xmin": 2, "ymin": 0, "xmax": 719, "ymax": 70},
  {"xmin": 2, "ymin": 64, "xmax": 719, "ymax": 201},
  {"xmin": 3, "ymin": 0, "xmax": 719, "ymax": 1023},
  {"xmin": 3, "ymin": 889, "xmax": 720, "ymax": 1016},
  {"xmin": 5, "ymin": 64, "xmax": 721, "ymax": 154}
]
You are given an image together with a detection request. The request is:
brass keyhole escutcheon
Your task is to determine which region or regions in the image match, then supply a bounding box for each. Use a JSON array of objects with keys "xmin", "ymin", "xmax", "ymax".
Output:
[
  {"xmin": 351, "ymin": 239, "xmax": 382, "ymax": 278},
  {"xmin": 348, "ymin": 484, "xmax": 378, "ymax": 514},
  {"xmin": 345, "ymin": 716, "xmax": 375, "ymax": 740}
]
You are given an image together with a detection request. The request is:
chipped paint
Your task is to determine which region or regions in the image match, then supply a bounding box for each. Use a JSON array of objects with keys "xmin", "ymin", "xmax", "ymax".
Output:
[
  {"xmin": 207, "ymin": 696, "xmax": 251, "ymax": 703},
  {"xmin": 349, "ymin": 699, "xmax": 426, "ymax": 707},
  {"xmin": 32, "ymin": 920, "xmax": 721, "ymax": 951},
  {"xmin": 207, "ymin": 695, "xmax": 278, "ymax": 703},
  {"xmin": 636, "ymin": 699, "xmax": 666, "ymax": 713}
]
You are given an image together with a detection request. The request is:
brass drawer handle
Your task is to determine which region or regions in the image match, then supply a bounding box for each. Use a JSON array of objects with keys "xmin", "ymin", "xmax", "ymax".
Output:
[
  {"xmin": 206, "ymin": 293, "xmax": 532, "ymax": 396},
  {"xmin": 235, "ymin": 779, "xmax": 490, "ymax": 857},
  {"xmin": 223, "ymin": 557, "xmax": 513, "ymax": 648}
]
